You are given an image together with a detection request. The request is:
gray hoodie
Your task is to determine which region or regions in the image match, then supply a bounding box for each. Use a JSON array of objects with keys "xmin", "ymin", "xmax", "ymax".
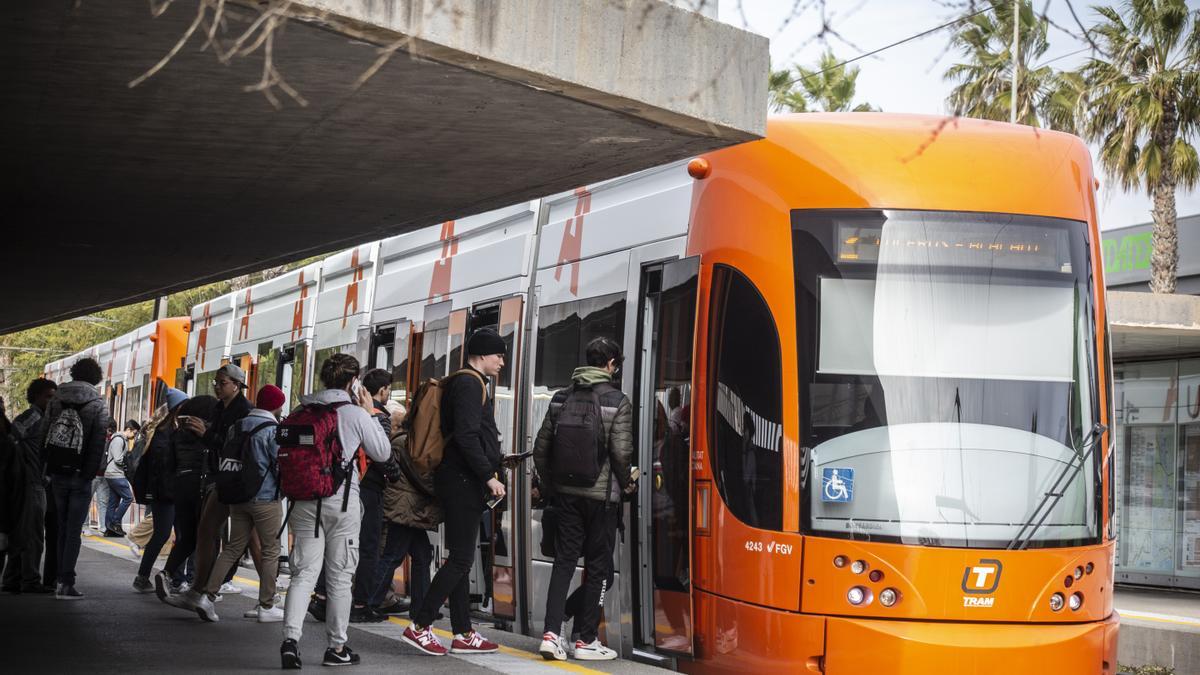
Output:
[{"xmin": 36, "ymin": 380, "xmax": 110, "ymax": 478}]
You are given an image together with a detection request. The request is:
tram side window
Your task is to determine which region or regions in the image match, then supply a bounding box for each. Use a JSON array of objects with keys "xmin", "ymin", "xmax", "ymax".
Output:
[
  {"xmin": 534, "ymin": 293, "xmax": 626, "ymax": 391},
  {"xmin": 708, "ymin": 266, "xmax": 784, "ymax": 532}
]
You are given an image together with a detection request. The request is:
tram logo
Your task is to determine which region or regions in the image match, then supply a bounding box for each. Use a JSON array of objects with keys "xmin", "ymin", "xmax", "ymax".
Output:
[
  {"xmin": 821, "ymin": 468, "xmax": 853, "ymax": 503},
  {"xmin": 961, "ymin": 559, "xmax": 1003, "ymax": 594}
]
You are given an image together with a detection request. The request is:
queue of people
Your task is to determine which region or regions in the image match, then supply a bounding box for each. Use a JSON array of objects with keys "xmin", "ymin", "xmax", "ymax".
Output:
[{"xmin": 0, "ymin": 329, "xmax": 638, "ymax": 668}]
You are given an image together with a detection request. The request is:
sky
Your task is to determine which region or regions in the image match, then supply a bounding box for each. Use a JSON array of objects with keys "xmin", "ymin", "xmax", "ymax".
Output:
[{"xmin": 716, "ymin": 0, "xmax": 1200, "ymax": 231}]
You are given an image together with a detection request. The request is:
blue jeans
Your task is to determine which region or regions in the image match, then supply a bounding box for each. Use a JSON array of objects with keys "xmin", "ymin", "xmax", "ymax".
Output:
[
  {"xmin": 50, "ymin": 474, "xmax": 93, "ymax": 586},
  {"xmin": 105, "ymin": 478, "xmax": 133, "ymax": 531}
]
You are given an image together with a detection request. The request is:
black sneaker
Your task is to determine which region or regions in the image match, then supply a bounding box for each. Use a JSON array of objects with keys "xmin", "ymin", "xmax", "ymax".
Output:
[
  {"xmin": 281, "ymin": 639, "xmax": 301, "ymax": 669},
  {"xmin": 308, "ymin": 595, "xmax": 327, "ymax": 622},
  {"xmin": 55, "ymin": 584, "xmax": 83, "ymax": 600},
  {"xmin": 322, "ymin": 645, "xmax": 360, "ymax": 667},
  {"xmin": 374, "ymin": 601, "xmax": 404, "ymax": 615},
  {"xmin": 1, "ymin": 585, "xmax": 20, "ymax": 594},
  {"xmin": 103, "ymin": 528, "xmax": 122, "ymax": 538},
  {"xmin": 349, "ymin": 605, "xmax": 386, "ymax": 624}
]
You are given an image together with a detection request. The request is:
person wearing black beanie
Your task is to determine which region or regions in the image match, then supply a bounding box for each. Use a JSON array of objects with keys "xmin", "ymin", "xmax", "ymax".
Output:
[{"xmin": 403, "ymin": 328, "xmax": 506, "ymax": 656}]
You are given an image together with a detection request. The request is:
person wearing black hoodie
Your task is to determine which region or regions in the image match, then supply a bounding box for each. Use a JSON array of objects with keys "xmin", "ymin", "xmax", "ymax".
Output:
[
  {"xmin": 35, "ymin": 358, "xmax": 110, "ymax": 600},
  {"xmin": 2, "ymin": 378, "xmax": 57, "ymax": 594},
  {"xmin": 402, "ymin": 329, "xmax": 507, "ymax": 657},
  {"xmin": 171, "ymin": 364, "xmax": 259, "ymax": 601}
]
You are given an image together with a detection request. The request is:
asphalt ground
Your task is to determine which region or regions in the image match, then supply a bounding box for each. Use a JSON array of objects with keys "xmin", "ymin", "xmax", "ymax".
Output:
[{"xmin": 0, "ymin": 533, "xmax": 666, "ymax": 675}]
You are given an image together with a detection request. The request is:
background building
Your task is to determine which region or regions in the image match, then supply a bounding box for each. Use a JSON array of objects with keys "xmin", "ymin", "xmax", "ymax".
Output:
[{"xmin": 1105, "ymin": 214, "xmax": 1200, "ymax": 589}]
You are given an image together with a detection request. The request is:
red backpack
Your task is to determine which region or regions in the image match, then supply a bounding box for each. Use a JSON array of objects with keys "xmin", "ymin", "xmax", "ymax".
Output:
[{"xmin": 276, "ymin": 401, "xmax": 353, "ymax": 535}]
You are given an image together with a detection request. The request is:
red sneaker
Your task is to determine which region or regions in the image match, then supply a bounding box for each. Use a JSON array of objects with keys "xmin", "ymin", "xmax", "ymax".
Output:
[
  {"xmin": 450, "ymin": 630, "xmax": 499, "ymax": 654},
  {"xmin": 401, "ymin": 624, "xmax": 448, "ymax": 656}
]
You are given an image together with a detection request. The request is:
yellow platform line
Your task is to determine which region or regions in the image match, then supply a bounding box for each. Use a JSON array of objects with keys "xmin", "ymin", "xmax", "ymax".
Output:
[{"xmin": 1118, "ymin": 609, "xmax": 1200, "ymax": 628}]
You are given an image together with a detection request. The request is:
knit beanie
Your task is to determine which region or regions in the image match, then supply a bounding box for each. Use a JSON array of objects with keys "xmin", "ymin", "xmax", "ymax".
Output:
[
  {"xmin": 256, "ymin": 385, "xmax": 286, "ymax": 412},
  {"xmin": 466, "ymin": 328, "xmax": 507, "ymax": 357}
]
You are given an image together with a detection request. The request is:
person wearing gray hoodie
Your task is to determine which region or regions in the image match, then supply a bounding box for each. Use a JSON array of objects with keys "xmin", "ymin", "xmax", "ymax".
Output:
[{"xmin": 35, "ymin": 358, "xmax": 110, "ymax": 600}]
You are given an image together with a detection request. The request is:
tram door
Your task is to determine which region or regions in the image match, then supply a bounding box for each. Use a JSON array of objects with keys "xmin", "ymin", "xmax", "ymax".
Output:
[{"xmin": 631, "ymin": 257, "xmax": 698, "ymax": 656}]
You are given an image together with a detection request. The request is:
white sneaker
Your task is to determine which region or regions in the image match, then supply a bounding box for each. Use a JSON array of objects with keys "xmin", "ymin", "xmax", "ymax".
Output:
[
  {"xmin": 538, "ymin": 632, "xmax": 567, "ymax": 661},
  {"xmin": 572, "ymin": 639, "xmax": 617, "ymax": 661},
  {"xmin": 256, "ymin": 604, "xmax": 284, "ymax": 623},
  {"xmin": 219, "ymin": 581, "xmax": 242, "ymax": 595},
  {"xmin": 243, "ymin": 605, "xmax": 260, "ymax": 619}
]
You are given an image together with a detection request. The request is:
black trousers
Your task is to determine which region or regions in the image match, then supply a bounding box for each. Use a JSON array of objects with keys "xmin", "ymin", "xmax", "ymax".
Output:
[
  {"xmin": 351, "ymin": 486, "xmax": 384, "ymax": 606},
  {"xmin": 412, "ymin": 472, "xmax": 483, "ymax": 635},
  {"xmin": 542, "ymin": 495, "xmax": 618, "ymax": 643},
  {"xmin": 163, "ymin": 475, "xmax": 203, "ymax": 578}
]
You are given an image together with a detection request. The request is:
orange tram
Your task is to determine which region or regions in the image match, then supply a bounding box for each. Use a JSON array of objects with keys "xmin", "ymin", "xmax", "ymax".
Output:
[
  {"xmin": 679, "ymin": 115, "xmax": 1116, "ymax": 673},
  {"xmin": 46, "ymin": 114, "xmax": 1117, "ymax": 673}
]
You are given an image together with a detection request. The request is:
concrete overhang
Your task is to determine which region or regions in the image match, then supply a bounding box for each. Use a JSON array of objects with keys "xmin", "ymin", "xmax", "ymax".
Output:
[
  {"xmin": 2, "ymin": 0, "xmax": 767, "ymax": 334},
  {"xmin": 1109, "ymin": 291, "xmax": 1200, "ymax": 360}
]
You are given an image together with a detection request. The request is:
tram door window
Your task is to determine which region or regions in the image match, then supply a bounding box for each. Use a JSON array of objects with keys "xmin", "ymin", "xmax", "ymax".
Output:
[
  {"xmin": 528, "ymin": 293, "xmax": 626, "ymax": 632},
  {"xmin": 420, "ymin": 301, "xmax": 452, "ymax": 381},
  {"xmin": 470, "ymin": 297, "xmax": 523, "ymax": 621},
  {"xmin": 254, "ymin": 342, "xmax": 276, "ymax": 400},
  {"xmin": 707, "ymin": 265, "xmax": 784, "ymax": 532},
  {"xmin": 368, "ymin": 326, "xmax": 396, "ymax": 372},
  {"xmin": 125, "ymin": 385, "xmax": 143, "ymax": 427},
  {"xmin": 448, "ymin": 309, "xmax": 469, "ymax": 374},
  {"xmin": 391, "ymin": 320, "xmax": 413, "ymax": 405},
  {"xmin": 633, "ymin": 258, "xmax": 698, "ymax": 654}
]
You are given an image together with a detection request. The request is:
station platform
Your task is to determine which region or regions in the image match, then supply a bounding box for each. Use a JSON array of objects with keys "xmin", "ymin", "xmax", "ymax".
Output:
[
  {"xmin": 0, "ymin": 534, "xmax": 663, "ymax": 674},
  {"xmin": 6, "ymin": 530, "xmax": 1198, "ymax": 673},
  {"xmin": 1114, "ymin": 585, "xmax": 1200, "ymax": 674}
]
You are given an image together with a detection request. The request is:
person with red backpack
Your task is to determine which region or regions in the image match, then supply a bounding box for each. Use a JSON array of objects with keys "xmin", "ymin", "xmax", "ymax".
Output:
[
  {"xmin": 402, "ymin": 328, "xmax": 508, "ymax": 657},
  {"xmin": 278, "ymin": 354, "xmax": 391, "ymax": 669}
]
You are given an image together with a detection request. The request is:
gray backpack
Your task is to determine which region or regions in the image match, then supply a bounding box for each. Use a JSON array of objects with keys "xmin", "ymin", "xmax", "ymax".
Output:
[{"xmin": 45, "ymin": 403, "xmax": 86, "ymax": 475}]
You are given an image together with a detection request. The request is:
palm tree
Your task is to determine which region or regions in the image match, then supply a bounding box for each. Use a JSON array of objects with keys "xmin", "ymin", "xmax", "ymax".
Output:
[
  {"xmin": 1048, "ymin": 0, "xmax": 1199, "ymax": 293},
  {"xmin": 944, "ymin": 0, "xmax": 1055, "ymax": 126},
  {"xmin": 768, "ymin": 50, "xmax": 877, "ymax": 113}
]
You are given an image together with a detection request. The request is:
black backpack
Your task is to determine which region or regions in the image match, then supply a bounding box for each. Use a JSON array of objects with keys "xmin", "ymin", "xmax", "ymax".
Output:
[
  {"xmin": 44, "ymin": 402, "xmax": 87, "ymax": 475},
  {"xmin": 215, "ymin": 420, "xmax": 278, "ymax": 505},
  {"xmin": 550, "ymin": 384, "xmax": 607, "ymax": 488}
]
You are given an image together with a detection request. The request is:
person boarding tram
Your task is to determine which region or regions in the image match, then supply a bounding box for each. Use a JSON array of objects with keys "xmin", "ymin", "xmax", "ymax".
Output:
[{"xmin": 534, "ymin": 337, "xmax": 634, "ymax": 662}]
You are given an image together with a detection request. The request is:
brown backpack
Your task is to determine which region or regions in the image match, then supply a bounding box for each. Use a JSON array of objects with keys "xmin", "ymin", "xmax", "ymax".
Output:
[{"xmin": 404, "ymin": 369, "xmax": 486, "ymax": 475}]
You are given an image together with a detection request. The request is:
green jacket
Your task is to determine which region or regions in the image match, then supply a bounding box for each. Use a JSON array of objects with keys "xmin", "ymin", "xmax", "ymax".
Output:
[{"xmin": 533, "ymin": 367, "xmax": 634, "ymax": 503}]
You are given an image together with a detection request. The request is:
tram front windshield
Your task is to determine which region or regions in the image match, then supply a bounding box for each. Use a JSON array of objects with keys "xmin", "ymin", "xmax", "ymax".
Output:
[{"xmin": 794, "ymin": 210, "xmax": 1101, "ymax": 549}]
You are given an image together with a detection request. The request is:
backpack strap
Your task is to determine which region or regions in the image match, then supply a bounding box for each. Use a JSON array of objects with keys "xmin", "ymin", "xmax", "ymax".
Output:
[{"xmin": 450, "ymin": 368, "xmax": 488, "ymax": 406}]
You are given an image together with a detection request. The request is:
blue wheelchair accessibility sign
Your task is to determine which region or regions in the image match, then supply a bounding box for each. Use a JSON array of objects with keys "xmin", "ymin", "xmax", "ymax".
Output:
[{"xmin": 821, "ymin": 468, "xmax": 854, "ymax": 503}]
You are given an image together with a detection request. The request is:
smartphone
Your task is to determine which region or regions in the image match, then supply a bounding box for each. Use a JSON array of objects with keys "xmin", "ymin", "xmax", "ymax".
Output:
[
  {"xmin": 351, "ymin": 377, "xmax": 366, "ymax": 398},
  {"xmin": 486, "ymin": 493, "xmax": 506, "ymax": 510},
  {"xmin": 505, "ymin": 450, "xmax": 534, "ymax": 462}
]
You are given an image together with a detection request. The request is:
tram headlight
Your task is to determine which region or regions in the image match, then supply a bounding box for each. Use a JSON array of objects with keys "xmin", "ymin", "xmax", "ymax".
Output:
[
  {"xmin": 850, "ymin": 559, "xmax": 868, "ymax": 575},
  {"xmin": 833, "ymin": 555, "xmax": 848, "ymax": 568},
  {"xmin": 1049, "ymin": 593, "xmax": 1065, "ymax": 612},
  {"xmin": 1085, "ymin": 562, "xmax": 1094, "ymax": 575},
  {"xmin": 1073, "ymin": 566, "xmax": 1084, "ymax": 580},
  {"xmin": 847, "ymin": 586, "xmax": 871, "ymax": 606},
  {"xmin": 879, "ymin": 588, "xmax": 899, "ymax": 607},
  {"xmin": 1069, "ymin": 593, "xmax": 1083, "ymax": 611}
]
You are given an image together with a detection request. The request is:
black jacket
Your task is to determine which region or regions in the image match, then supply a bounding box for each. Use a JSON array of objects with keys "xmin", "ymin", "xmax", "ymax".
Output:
[
  {"xmin": 360, "ymin": 400, "xmax": 393, "ymax": 493},
  {"xmin": 435, "ymin": 366, "xmax": 502, "ymax": 496},
  {"xmin": 203, "ymin": 392, "xmax": 251, "ymax": 474}
]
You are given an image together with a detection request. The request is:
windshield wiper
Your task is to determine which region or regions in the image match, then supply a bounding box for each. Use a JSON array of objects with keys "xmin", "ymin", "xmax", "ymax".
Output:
[{"xmin": 1005, "ymin": 421, "xmax": 1106, "ymax": 551}]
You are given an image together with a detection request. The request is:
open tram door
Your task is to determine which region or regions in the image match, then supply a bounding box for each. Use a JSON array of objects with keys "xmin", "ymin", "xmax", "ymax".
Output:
[{"xmin": 628, "ymin": 256, "xmax": 699, "ymax": 660}]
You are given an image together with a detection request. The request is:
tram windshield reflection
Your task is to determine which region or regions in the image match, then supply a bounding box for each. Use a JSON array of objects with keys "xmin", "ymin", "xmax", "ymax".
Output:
[{"xmin": 794, "ymin": 209, "xmax": 1102, "ymax": 549}]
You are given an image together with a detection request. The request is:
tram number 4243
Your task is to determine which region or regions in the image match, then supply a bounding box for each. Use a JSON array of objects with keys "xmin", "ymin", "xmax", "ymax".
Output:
[{"xmin": 744, "ymin": 540, "xmax": 795, "ymax": 555}]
